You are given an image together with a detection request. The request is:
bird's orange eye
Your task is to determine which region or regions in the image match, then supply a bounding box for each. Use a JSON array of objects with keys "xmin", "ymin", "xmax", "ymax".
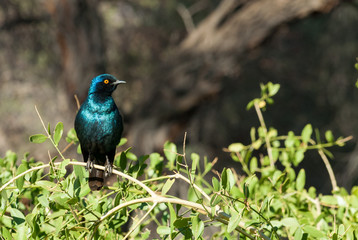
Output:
[{"xmin": 104, "ymin": 79, "xmax": 109, "ymax": 84}]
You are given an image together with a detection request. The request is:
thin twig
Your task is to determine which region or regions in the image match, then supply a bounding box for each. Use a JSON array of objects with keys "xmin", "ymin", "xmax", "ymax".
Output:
[
  {"xmin": 0, "ymin": 161, "xmax": 155, "ymax": 197},
  {"xmin": 254, "ymin": 102, "xmax": 274, "ymax": 167},
  {"xmin": 173, "ymin": 173, "xmax": 211, "ymax": 202},
  {"xmin": 123, "ymin": 202, "xmax": 158, "ymax": 240},
  {"xmin": 318, "ymin": 149, "xmax": 338, "ymax": 191},
  {"xmin": 61, "ymin": 141, "xmax": 74, "ymax": 154},
  {"xmin": 1, "ymin": 159, "xmax": 255, "ymax": 239},
  {"xmin": 35, "ymin": 105, "xmax": 66, "ymax": 161},
  {"xmin": 177, "ymin": 4, "xmax": 195, "ymax": 33},
  {"xmin": 74, "ymin": 94, "xmax": 80, "ymax": 110}
]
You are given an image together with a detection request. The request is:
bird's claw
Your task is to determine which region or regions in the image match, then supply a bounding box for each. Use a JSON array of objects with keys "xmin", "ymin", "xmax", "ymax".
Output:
[
  {"xmin": 86, "ymin": 160, "xmax": 94, "ymax": 173},
  {"xmin": 104, "ymin": 157, "xmax": 113, "ymax": 178}
]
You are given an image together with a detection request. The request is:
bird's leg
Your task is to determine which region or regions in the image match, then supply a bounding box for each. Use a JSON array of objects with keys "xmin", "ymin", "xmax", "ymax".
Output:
[
  {"xmin": 86, "ymin": 154, "xmax": 94, "ymax": 173},
  {"xmin": 104, "ymin": 156, "xmax": 113, "ymax": 177},
  {"xmin": 86, "ymin": 160, "xmax": 91, "ymax": 171}
]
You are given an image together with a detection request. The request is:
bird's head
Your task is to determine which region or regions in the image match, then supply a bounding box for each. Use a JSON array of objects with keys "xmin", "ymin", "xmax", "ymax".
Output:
[{"xmin": 88, "ymin": 74, "xmax": 126, "ymax": 95}]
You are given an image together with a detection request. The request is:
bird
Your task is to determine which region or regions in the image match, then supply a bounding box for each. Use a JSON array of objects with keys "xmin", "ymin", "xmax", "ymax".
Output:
[{"xmin": 74, "ymin": 74, "xmax": 125, "ymax": 191}]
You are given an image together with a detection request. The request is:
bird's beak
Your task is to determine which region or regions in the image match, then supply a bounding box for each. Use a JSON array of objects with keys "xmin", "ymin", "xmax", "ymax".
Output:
[{"xmin": 112, "ymin": 80, "xmax": 126, "ymax": 85}]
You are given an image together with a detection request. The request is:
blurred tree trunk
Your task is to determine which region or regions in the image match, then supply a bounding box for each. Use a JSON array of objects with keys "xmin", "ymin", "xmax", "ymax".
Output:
[
  {"xmin": 46, "ymin": 0, "xmax": 106, "ymax": 101},
  {"xmin": 128, "ymin": 0, "xmax": 340, "ymax": 153}
]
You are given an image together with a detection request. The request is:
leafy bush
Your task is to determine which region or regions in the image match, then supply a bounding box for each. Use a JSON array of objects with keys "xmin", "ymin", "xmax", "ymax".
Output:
[{"xmin": 1, "ymin": 83, "xmax": 357, "ymax": 239}]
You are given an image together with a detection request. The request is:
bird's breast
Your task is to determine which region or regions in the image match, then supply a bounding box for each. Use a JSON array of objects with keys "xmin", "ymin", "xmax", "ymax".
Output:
[{"xmin": 75, "ymin": 98, "xmax": 123, "ymax": 153}]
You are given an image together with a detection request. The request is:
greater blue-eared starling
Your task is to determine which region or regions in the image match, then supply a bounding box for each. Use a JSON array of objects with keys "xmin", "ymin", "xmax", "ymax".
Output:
[{"xmin": 75, "ymin": 74, "xmax": 125, "ymax": 191}]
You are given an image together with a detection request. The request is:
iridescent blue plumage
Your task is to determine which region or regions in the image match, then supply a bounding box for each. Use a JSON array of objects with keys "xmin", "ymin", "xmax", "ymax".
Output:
[{"xmin": 75, "ymin": 74, "xmax": 125, "ymax": 191}]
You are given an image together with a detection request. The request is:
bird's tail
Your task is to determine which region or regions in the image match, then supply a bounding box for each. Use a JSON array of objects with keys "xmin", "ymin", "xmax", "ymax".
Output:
[{"xmin": 89, "ymin": 168, "xmax": 104, "ymax": 191}]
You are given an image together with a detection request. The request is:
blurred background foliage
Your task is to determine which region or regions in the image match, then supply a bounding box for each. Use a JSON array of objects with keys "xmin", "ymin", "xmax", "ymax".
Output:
[{"xmin": 1, "ymin": 0, "xmax": 358, "ymax": 193}]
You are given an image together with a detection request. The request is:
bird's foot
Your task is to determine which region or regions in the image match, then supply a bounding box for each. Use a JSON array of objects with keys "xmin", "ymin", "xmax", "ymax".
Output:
[
  {"xmin": 86, "ymin": 160, "xmax": 94, "ymax": 173},
  {"xmin": 104, "ymin": 157, "xmax": 113, "ymax": 178}
]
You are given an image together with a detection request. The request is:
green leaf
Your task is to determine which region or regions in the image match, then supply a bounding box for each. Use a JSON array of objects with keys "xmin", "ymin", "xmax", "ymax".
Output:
[
  {"xmin": 187, "ymin": 187, "xmax": 198, "ymax": 202},
  {"xmin": 14, "ymin": 224, "xmax": 27, "ymax": 240},
  {"xmin": 227, "ymin": 210, "xmax": 241, "ymax": 233},
  {"xmin": 285, "ymin": 131, "xmax": 296, "ymax": 148},
  {"xmin": 77, "ymin": 144, "xmax": 82, "ymax": 154},
  {"xmin": 325, "ymin": 130, "xmax": 334, "ymax": 143},
  {"xmin": 266, "ymin": 97, "xmax": 274, "ymax": 105},
  {"xmin": 212, "ymin": 177, "xmax": 220, "ymax": 192},
  {"xmin": 47, "ymin": 122, "xmax": 51, "ymax": 135},
  {"xmin": 355, "ymin": 62, "xmax": 358, "ymax": 71},
  {"xmin": 38, "ymin": 195, "xmax": 50, "ymax": 208},
  {"xmin": 228, "ymin": 143, "xmax": 244, "ymax": 152},
  {"xmin": 157, "ymin": 226, "xmax": 171, "ymax": 235},
  {"xmin": 320, "ymin": 195, "xmax": 338, "ymax": 205},
  {"xmin": 296, "ymin": 169, "xmax": 306, "ymax": 191},
  {"xmin": 191, "ymin": 153, "xmax": 199, "ymax": 177},
  {"xmin": 191, "ymin": 214, "xmax": 204, "ymax": 240},
  {"xmin": 251, "ymin": 139, "xmax": 262, "ymax": 150},
  {"xmin": 162, "ymin": 178, "xmax": 175, "ymax": 195},
  {"xmin": 174, "ymin": 217, "xmax": 190, "ymax": 228},
  {"xmin": 332, "ymin": 233, "xmax": 338, "ymax": 240},
  {"xmin": 210, "ymin": 193, "xmax": 222, "ymax": 206},
  {"xmin": 117, "ymin": 138, "xmax": 127, "ymax": 147},
  {"xmin": 168, "ymin": 203, "xmax": 176, "ymax": 234},
  {"xmin": 302, "ymin": 225, "xmax": 325, "ymax": 238},
  {"xmin": 16, "ymin": 163, "xmax": 28, "ymax": 191},
  {"xmin": 49, "ymin": 192, "xmax": 70, "ymax": 207},
  {"xmin": 1, "ymin": 227, "xmax": 12, "ymax": 239},
  {"xmin": 338, "ymin": 224, "xmax": 345, "ymax": 236},
  {"xmin": 79, "ymin": 184, "xmax": 91, "ymax": 198},
  {"xmin": 58, "ymin": 159, "xmax": 70, "ymax": 177},
  {"xmin": 119, "ymin": 152, "xmax": 127, "ymax": 171},
  {"xmin": 30, "ymin": 169, "xmax": 39, "ymax": 184},
  {"xmin": 126, "ymin": 151, "xmax": 137, "ymax": 161},
  {"xmin": 53, "ymin": 122, "xmax": 64, "ymax": 146},
  {"xmin": 294, "ymin": 228, "xmax": 303, "ymax": 240},
  {"xmin": 164, "ymin": 141, "xmax": 177, "ymax": 164},
  {"xmin": 10, "ymin": 208, "xmax": 26, "ymax": 225},
  {"xmin": 66, "ymin": 128, "xmax": 77, "ymax": 143},
  {"xmin": 250, "ymin": 127, "xmax": 256, "ymax": 141},
  {"xmin": 250, "ymin": 157, "xmax": 258, "ymax": 173},
  {"xmin": 73, "ymin": 164, "xmax": 84, "ymax": 183},
  {"xmin": 294, "ymin": 149, "xmax": 305, "ymax": 166},
  {"xmin": 268, "ymin": 82, "xmax": 280, "ymax": 96},
  {"xmin": 243, "ymin": 183, "xmax": 250, "ymax": 199},
  {"xmin": 29, "ymin": 134, "xmax": 48, "ymax": 143},
  {"xmin": 226, "ymin": 169, "xmax": 235, "ymax": 191},
  {"xmin": 301, "ymin": 124, "xmax": 312, "ymax": 143},
  {"xmin": 246, "ymin": 99, "xmax": 255, "ymax": 110},
  {"xmin": 281, "ymin": 217, "xmax": 300, "ymax": 228},
  {"xmin": 221, "ymin": 168, "xmax": 227, "ymax": 190},
  {"xmin": 36, "ymin": 180, "xmax": 58, "ymax": 191}
]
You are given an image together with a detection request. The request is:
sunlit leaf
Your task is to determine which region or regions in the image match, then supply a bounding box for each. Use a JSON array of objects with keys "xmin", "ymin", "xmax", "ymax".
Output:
[
  {"xmin": 296, "ymin": 169, "xmax": 305, "ymax": 191},
  {"xmin": 162, "ymin": 178, "xmax": 175, "ymax": 195},
  {"xmin": 301, "ymin": 124, "xmax": 312, "ymax": 143},
  {"xmin": 228, "ymin": 143, "xmax": 244, "ymax": 152},
  {"xmin": 53, "ymin": 122, "xmax": 64, "ymax": 146},
  {"xmin": 268, "ymin": 82, "xmax": 280, "ymax": 96},
  {"xmin": 157, "ymin": 226, "xmax": 170, "ymax": 235},
  {"xmin": 16, "ymin": 163, "xmax": 28, "ymax": 191},
  {"xmin": 302, "ymin": 225, "xmax": 325, "ymax": 238},
  {"xmin": 164, "ymin": 141, "xmax": 177, "ymax": 163},
  {"xmin": 191, "ymin": 214, "xmax": 204, "ymax": 240},
  {"xmin": 325, "ymin": 130, "xmax": 334, "ymax": 143},
  {"xmin": 227, "ymin": 209, "xmax": 241, "ymax": 233},
  {"xmin": 281, "ymin": 217, "xmax": 300, "ymax": 228},
  {"xmin": 10, "ymin": 208, "xmax": 25, "ymax": 225},
  {"xmin": 29, "ymin": 134, "xmax": 48, "ymax": 143}
]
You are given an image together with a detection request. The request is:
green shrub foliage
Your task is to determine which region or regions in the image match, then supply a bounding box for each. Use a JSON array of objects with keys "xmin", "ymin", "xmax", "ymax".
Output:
[{"xmin": 1, "ymin": 83, "xmax": 357, "ymax": 239}]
